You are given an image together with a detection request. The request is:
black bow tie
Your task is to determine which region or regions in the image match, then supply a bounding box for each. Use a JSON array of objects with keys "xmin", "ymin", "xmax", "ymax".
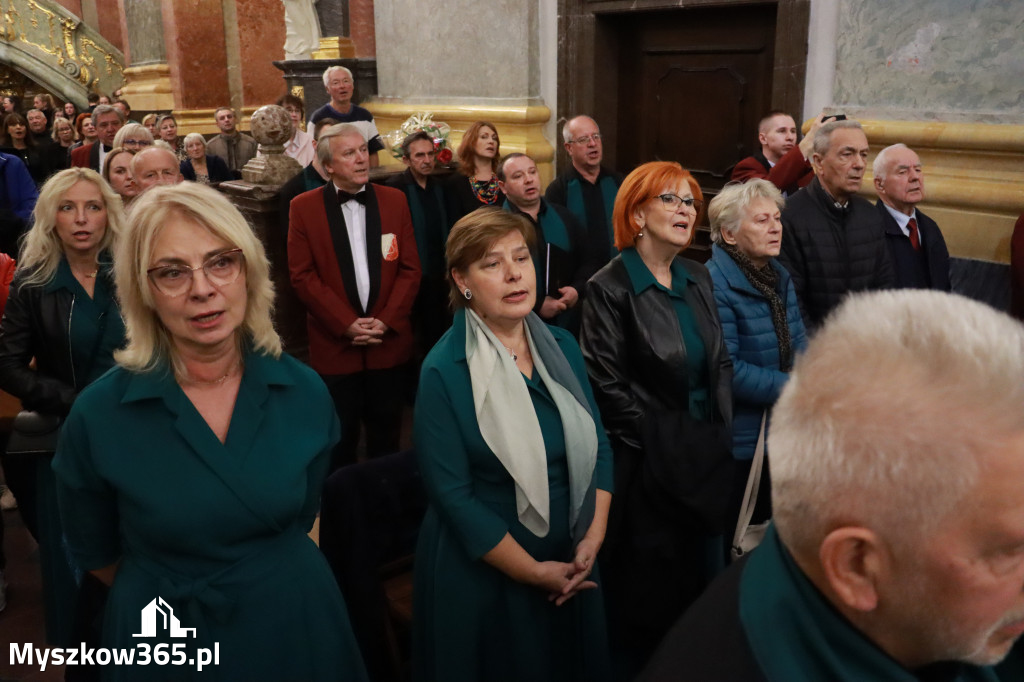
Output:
[{"xmin": 338, "ymin": 190, "xmax": 367, "ymax": 205}]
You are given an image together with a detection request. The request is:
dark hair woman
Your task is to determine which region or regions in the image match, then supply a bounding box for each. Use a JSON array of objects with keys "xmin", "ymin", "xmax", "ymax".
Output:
[
  {"xmin": 445, "ymin": 120, "xmax": 504, "ymax": 223},
  {"xmin": 579, "ymin": 160, "xmax": 734, "ymax": 675},
  {"xmin": 0, "ymin": 112, "xmax": 52, "ymax": 186}
]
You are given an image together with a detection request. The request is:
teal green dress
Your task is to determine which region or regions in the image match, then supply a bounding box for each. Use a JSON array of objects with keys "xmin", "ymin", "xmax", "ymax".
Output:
[
  {"xmin": 413, "ymin": 311, "xmax": 614, "ymax": 682},
  {"xmin": 52, "ymin": 350, "xmax": 368, "ymax": 681}
]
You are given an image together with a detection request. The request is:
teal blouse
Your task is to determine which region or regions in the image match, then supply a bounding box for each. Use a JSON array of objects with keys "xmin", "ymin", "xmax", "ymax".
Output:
[
  {"xmin": 48, "ymin": 257, "xmax": 124, "ymax": 388},
  {"xmin": 621, "ymin": 247, "xmax": 710, "ymax": 419}
]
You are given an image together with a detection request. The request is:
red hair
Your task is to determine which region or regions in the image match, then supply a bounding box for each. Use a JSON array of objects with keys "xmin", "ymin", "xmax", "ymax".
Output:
[
  {"xmin": 613, "ymin": 161, "xmax": 704, "ymax": 251},
  {"xmin": 457, "ymin": 121, "xmax": 500, "ymax": 177}
]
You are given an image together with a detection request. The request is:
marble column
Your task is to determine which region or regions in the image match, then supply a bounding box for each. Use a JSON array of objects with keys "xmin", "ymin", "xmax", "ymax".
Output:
[
  {"xmin": 367, "ymin": 0, "xmax": 553, "ymax": 181},
  {"xmin": 117, "ymin": 0, "xmax": 173, "ymax": 110}
]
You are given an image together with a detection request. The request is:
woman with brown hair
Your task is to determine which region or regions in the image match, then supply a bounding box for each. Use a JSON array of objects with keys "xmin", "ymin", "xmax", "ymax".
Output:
[
  {"xmin": 414, "ymin": 207, "xmax": 612, "ymax": 681},
  {"xmin": 0, "ymin": 112, "xmax": 51, "ymax": 186},
  {"xmin": 102, "ymin": 147, "xmax": 139, "ymax": 206},
  {"xmin": 579, "ymin": 161, "xmax": 734, "ymax": 674},
  {"xmin": 445, "ymin": 120, "xmax": 504, "ymax": 222}
]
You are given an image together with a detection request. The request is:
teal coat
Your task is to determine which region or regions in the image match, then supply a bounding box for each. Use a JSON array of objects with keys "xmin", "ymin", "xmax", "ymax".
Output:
[
  {"xmin": 53, "ymin": 350, "xmax": 368, "ymax": 681},
  {"xmin": 413, "ymin": 309, "xmax": 613, "ymax": 682}
]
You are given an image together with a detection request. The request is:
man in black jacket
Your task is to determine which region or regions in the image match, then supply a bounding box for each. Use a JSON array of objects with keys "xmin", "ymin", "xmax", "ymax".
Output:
[
  {"xmin": 872, "ymin": 143, "xmax": 951, "ymax": 291},
  {"xmin": 499, "ymin": 152, "xmax": 602, "ymax": 333},
  {"xmin": 778, "ymin": 119, "xmax": 894, "ymax": 331}
]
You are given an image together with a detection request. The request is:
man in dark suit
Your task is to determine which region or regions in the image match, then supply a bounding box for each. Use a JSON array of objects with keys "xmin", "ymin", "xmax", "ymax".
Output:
[
  {"xmin": 385, "ymin": 131, "xmax": 450, "ymax": 353},
  {"xmin": 70, "ymin": 105, "xmax": 123, "ymax": 172},
  {"xmin": 500, "ymin": 152, "xmax": 601, "ymax": 333},
  {"xmin": 872, "ymin": 143, "xmax": 951, "ymax": 291},
  {"xmin": 288, "ymin": 123, "xmax": 421, "ymax": 471},
  {"xmin": 731, "ymin": 110, "xmax": 829, "ymax": 196}
]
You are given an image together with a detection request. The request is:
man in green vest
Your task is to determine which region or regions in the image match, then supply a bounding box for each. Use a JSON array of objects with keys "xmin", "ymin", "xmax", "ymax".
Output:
[
  {"xmin": 639, "ymin": 290, "xmax": 1024, "ymax": 682},
  {"xmin": 500, "ymin": 152, "xmax": 602, "ymax": 334},
  {"xmin": 545, "ymin": 115, "xmax": 624, "ymax": 262}
]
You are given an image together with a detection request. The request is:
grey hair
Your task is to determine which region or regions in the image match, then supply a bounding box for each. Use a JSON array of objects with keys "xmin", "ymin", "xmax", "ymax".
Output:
[
  {"xmin": 770, "ymin": 289, "xmax": 1024, "ymax": 560},
  {"xmin": 561, "ymin": 115, "xmax": 598, "ymax": 144},
  {"xmin": 321, "ymin": 65, "xmax": 353, "ymax": 88},
  {"xmin": 91, "ymin": 104, "xmax": 123, "ymax": 126},
  {"xmin": 812, "ymin": 119, "xmax": 864, "ymax": 157},
  {"xmin": 316, "ymin": 122, "xmax": 365, "ymax": 167},
  {"xmin": 872, "ymin": 142, "xmax": 910, "ymax": 182},
  {"xmin": 183, "ymin": 132, "xmax": 206, "ymax": 149},
  {"xmin": 708, "ymin": 179, "xmax": 784, "ymax": 246},
  {"xmin": 113, "ymin": 123, "xmax": 153, "ymax": 148}
]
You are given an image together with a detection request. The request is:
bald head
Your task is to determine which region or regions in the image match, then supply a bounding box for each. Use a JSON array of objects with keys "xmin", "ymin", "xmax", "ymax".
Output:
[{"xmin": 132, "ymin": 147, "xmax": 182, "ymax": 192}]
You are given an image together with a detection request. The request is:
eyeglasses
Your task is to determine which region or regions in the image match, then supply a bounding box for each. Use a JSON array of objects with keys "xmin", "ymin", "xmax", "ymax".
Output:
[
  {"xmin": 657, "ymin": 193, "xmax": 703, "ymax": 213},
  {"xmin": 147, "ymin": 249, "xmax": 245, "ymax": 297},
  {"xmin": 123, "ymin": 139, "xmax": 152, "ymax": 147},
  {"xmin": 569, "ymin": 133, "xmax": 601, "ymax": 145}
]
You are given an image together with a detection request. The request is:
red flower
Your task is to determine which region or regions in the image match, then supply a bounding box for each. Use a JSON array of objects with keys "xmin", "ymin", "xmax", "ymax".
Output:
[{"xmin": 437, "ymin": 148, "xmax": 453, "ymax": 164}]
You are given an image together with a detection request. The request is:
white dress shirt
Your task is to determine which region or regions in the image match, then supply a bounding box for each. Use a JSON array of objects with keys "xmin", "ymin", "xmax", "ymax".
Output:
[
  {"xmin": 336, "ymin": 183, "xmax": 370, "ymax": 311},
  {"xmin": 882, "ymin": 202, "xmax": 919, "ymax": 240}
]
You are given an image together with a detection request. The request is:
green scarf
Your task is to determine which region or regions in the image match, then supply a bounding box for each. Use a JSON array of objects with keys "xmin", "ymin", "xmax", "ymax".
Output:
[{"xmin": 402, "ymin": 179, "xmax": 448, "ymax": 278}]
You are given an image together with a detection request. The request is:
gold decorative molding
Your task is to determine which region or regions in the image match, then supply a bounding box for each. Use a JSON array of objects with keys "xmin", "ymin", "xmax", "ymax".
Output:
[
  {"xmin": 310, "ymin": 36, "xmax": 355, "ymax": 60},
  {"xmin": 174, "ymin": 106, "xmax": 260, "ymax": 136},
  {"xmin": 364, "ymin": 100, "xmax": 555, "ymax": 185},
  {"xmin": 0, "ymin": 0, "xmax": 125, "ymax": 96},
  {"xmin": 801, "ymin": 117, "xmax": 1024, "ymax": 263},
  {"xmin": 120, "ymin": 64, "xmax": 173, "ymax": 112}
]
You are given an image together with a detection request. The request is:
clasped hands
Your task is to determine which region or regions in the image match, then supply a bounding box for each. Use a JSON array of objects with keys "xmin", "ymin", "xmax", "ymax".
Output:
[
  {"xmin": 345, "ymin": 317, "xmax": 388, "ymax": 346},
  {"xmin": 539, "ymin": 286, "xmax": 579, "ymax": 320},
  {"xmin": 534, "ymin": 536, "xmax": 600, "ymax": 607}
]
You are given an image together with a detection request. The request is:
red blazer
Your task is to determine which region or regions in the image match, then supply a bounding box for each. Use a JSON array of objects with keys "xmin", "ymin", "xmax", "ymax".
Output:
[
  {"xmin": 70, "ymin": 142, "xmax": 98, "ymax": 170},
  {"xmin": 288, "ymin": 183, "xmax": 421, "ymax": 375},
  {"xmin": 731, "ymin": 145, "xmax": 814, "ymax": 195}
]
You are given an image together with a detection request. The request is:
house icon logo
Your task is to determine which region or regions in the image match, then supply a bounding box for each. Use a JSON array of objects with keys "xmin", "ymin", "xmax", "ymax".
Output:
[{"xmin": 132, "ymin": 597, "xmax": 197, "ymax": 638}]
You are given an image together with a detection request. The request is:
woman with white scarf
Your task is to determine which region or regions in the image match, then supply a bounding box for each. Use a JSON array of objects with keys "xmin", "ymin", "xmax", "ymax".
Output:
[{"xmin": 412, "ymin": 207, "xmax": 613, "ymax": 682}]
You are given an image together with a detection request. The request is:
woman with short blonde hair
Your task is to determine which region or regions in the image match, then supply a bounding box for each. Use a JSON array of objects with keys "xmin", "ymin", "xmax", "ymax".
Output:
[
  {"xmin": 53, "ymin": 182, "xmax": 369, "ymax": 681},
  {"xmin": 112, "ymin": 122, "xmax": 153, "ymax": 152}
]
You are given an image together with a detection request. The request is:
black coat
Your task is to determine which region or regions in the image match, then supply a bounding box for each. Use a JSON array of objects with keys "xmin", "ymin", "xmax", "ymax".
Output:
[
  {"xmin": 180, "ymin": 154, "xmax": 233, "ymax": 184},
  {"xmin": 579, "ymin": 253, "xmax": 734, "ymax": 649},
  {"xmin": 0, "ymin": 270, "xmax": 79, "ymax": 415},
  {"xmin": 778, "ymin": 178, "xmax": 895, "ymax": 331},
  {"xmin": 443, "ymin": 171, "xmax": 504, "ymax": 225},
  {"xmin": 875, "ymin": 200, "xmax": 951, "ymax": 291}
]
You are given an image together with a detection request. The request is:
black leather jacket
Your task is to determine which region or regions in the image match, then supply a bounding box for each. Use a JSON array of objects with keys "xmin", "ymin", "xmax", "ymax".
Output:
[
  {"xmin": 0, "ymin": 269, "xmax": 92, "ymax": 415},
  {"xmin": 580, "ymin": 254, "xmax": 733, "ymax": 455}
]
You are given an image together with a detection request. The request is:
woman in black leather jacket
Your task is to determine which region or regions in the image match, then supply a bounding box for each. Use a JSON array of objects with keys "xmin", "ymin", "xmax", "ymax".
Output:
[
  {"xmin": 579, "ymin": 161, "xmax": 733, "ymax": 676},
  {"xmin": 0, "ymin": 167, "xmax": 125, "ymax": 650}
]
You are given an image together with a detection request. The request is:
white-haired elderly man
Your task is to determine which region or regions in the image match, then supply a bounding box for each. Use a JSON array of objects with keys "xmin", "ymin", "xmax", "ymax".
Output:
[
  {"xmin": 873, "ymin": 143, "xmax": 951, "ymax": 291},
  {"xmin": 777, "ymin": 119, "xmax": 894, "ymax": 332},
  {"xmin": 640, "ymin": 289, "xmax": 1024, "ymax": 681},
  {"xmin": 308, "ymin": 65, "xmax": 383, "ymax": 167}
]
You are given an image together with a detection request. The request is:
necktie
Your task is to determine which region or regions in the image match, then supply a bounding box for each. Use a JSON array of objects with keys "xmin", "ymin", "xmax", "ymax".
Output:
[
  {"xmin": 338, "ymin": 190, "xmax": 367, "ymax": 205},
  {"xmin": 908, "ymin": 217, "xmax": 921, "ymax": 251}
]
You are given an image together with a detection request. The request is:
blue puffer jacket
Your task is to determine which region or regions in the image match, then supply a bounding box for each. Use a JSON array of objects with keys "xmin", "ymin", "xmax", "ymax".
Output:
[{"xmin": 707, "ymin": 244, "xmax": 807, "ymax": 460}]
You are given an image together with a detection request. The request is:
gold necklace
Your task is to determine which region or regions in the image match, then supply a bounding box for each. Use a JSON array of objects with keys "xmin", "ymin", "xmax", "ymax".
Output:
[{"xmin": 181, "ymin": 359, "xmax": 243, "ymax": 386}]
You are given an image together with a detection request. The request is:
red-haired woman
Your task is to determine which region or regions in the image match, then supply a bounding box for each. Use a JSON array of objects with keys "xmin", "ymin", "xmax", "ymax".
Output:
[
  {"xmin": 445, "ymin": 120, "xmax": 504, "ymax": 222},
  {"xmin": 578, "ymin": 161, "xmax": 733, "ymax": 674}
]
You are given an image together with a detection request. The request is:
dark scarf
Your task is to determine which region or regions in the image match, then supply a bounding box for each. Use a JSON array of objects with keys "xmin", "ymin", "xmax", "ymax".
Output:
[{"xmin": 721, "ymin": 243, "xmax": 793, "ymax": 371}]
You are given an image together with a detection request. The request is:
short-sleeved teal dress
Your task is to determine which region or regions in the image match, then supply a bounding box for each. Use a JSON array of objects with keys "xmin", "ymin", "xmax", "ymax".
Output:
[
  {"xmin": 413, "ymin": 310, "xmax": 614, "ymax": 682},
  {"xmin": 52, "ymin": 350, "xmax": 368, "ymax": 681}
]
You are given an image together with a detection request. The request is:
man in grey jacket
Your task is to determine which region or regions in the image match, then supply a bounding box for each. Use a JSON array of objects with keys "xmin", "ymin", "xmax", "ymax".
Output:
[{"xmin": 206, "ymin": 106, "xmax": 257, "ymax": 178}]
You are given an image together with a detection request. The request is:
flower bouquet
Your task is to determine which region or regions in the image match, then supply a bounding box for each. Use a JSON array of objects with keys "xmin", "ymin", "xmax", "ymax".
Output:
[{"xmin": 384, "ymin": 112, "xmax": 453, "ymax": 164}]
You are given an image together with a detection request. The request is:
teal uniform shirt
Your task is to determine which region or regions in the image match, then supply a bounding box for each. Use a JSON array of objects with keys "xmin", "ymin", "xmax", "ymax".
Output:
[
  {"xmin": 412, "ymin": 309, "xmax": 613, "ymax": 682},
  {"xmin": 53, "ymin": 350, "xmax": 368, "ymax": 681}
]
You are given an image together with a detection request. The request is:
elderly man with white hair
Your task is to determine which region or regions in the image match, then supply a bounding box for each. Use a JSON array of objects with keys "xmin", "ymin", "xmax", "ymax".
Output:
[
  {"xmin": 873, "ymin": 142, "xmax": 951, "ymax": 291},
  {"xmin": 640, "ymin": 289, "xmax": 1024, "ymax": 681},
  {"xmin": 308, "ymin": 65, "xmax": 383, "ymax": 166}
]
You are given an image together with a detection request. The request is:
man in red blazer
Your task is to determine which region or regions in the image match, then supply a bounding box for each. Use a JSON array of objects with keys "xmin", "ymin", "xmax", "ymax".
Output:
[
  {"xmin": 70, "ymin": 105, "xmax": 123, "ymax": 172},
  {"xmin": 731, "ymin": 110, "xmax": 829, "ymax": 196},
  {"xmin": 288, "ymin": 122, "xmax": 421, "ymax": 471}
]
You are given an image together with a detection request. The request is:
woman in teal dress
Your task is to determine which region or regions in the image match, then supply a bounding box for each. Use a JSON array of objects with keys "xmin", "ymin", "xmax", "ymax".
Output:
[
  {"xmin": 0, "ymin": 167, "xmax": 127, "ymax": 647},
  {"xmin": 413, "ymin": 207, "xmax": 613, "ymax": 682},
  {"xmin": 52, "ymin": 183, "xmax": 367, "ymax": 681}
]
